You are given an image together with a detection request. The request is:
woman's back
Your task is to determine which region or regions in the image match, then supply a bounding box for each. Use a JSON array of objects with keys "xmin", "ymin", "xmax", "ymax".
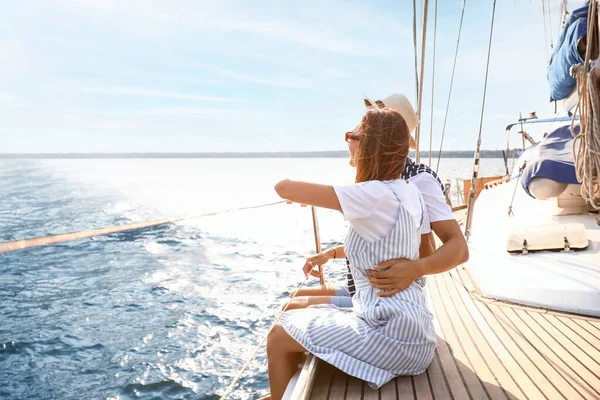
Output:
[
  {"xmin": 333, "ymin": 179, "xmax": 427, "ymax": 242},
  {"xmin": 336, "ymin": 179, "xmax": 431, "ymax": 326}
]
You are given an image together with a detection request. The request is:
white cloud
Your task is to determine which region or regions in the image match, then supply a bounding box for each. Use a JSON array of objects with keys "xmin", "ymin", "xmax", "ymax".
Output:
[
  {"xmin": 81, "ymin": 86, "xmax": 239, "ymax": 102},
  {"xmin": 324, "ymin": 68, "xmax": 352, "ymax": 79},
  {"xmin": 0, "ymin": 39, "xmax": 51, "ymax": 81},
  {"xmin": 57, "ymin": 0, "xmax": 407, "ymax": 56},
  {"xmin": 0, "ymin": 90, "xmax": 15, "ymax": 103},
  {"xmin": 1, "ymin": 0, "xmax": 586, "ymax": 153},
  {"xmin": 194, "ymin": 64, "xmax": 312, "ymax": 89},
  {"xmin": 209, "ymin": 19, "xmax": 390, "ymax": 56}
]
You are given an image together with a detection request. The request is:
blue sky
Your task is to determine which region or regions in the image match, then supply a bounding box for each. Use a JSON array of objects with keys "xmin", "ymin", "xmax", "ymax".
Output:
[{"xmin": 0, "ymin": 0, "xmax": 586, "ymax": 153}]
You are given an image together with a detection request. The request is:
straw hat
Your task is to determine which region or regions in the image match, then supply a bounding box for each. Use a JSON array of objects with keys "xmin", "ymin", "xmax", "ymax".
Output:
[{"xmin": 363, "ymin": 93, "xmax": 419, "ymax": 149}]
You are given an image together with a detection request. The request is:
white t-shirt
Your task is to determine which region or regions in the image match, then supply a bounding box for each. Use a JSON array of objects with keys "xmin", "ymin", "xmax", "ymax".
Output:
[
  {"xmin": 409, "ymin": 173, "xmax": 454, "ymax": 227},
  {"xmin": 333, "ymin": 174, "xmax": 453, "ymax": 242},
  {"xmin": 333, "ymin": 179, "xmax": 426, "ymax": 242}
]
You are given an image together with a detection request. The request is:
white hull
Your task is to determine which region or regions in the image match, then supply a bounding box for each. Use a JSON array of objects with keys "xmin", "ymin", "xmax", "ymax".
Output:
[{"xmin": 467, "ymin": 180, "xmax": 600, "ymax": 316}]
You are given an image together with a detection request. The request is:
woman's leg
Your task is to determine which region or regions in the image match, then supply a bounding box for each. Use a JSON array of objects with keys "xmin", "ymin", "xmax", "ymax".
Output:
[
  {"xmin": 281, "ymin": 284, "xmax": 336, "ymax": 310},
  {"xmin": 266, "ymin": 322, "xmax": 307, "ymax": 400},
  {"xmin": 282, "ymin": 295, "xmax": 334, "ymax": 310},
  {"xmin": 281, "ymin": 284, "xmax": 352, "ymax": 310},
  {"xmin": 291, "ymin": 284, "xmax": 337, "ymax": 297}
]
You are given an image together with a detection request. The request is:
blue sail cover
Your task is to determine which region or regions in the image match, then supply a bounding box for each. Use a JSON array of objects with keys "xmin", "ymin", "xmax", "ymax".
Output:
[
  {"xmin": 547, "ymin": 2, "xmax": 589, "ymax": 101},
  {"xmin": 521, "ymin": 124, "xmax": 580, "ymax": 198}
]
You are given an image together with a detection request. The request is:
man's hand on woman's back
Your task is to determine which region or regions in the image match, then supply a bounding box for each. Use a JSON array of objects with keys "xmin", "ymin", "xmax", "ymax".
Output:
[{"xmin": 367, "ymin": 258, "xmax": 424, "ymax": 297}]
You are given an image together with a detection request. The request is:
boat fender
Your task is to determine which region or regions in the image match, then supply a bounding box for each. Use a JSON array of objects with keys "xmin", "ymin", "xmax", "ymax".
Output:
[{"xmin": 528, "ymin": 177, "xmax": 568, "ymax": 200}]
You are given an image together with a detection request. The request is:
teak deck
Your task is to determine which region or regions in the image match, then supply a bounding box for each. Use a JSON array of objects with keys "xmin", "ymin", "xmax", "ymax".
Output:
[{"xmin": 303, "ymin": 266, "xmax": 600, "ymax": 400}]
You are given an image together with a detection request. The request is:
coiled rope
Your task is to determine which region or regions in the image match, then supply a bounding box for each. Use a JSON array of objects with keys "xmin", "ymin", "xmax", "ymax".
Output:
[
  {"xmin": 571, "ymin": 0, "xmax": 600, "ymax": 210},
  {"xmin": 0, "ymin": 200, "xmax": 287, "ymax": 254},
  {"xmin": 573, "ymin": 67, "xmax": 600, "ymax": 209}
]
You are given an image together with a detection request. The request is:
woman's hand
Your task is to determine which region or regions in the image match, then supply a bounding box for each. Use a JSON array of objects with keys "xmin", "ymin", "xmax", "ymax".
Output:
[
  {"xmin": 367, "ymin": 258, "xmax": 424, "ymax": 297},
  {"xmin": 286, "ymin": 200, "xmax": 308, "ymax": 207},
  {"xmin": 302, "ymin": 250, "xmax": 333, "ymax": 278}
]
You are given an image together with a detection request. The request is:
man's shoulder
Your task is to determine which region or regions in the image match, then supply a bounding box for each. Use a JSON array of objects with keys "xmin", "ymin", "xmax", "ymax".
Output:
[
  {"xmin": 407, "ymin": 171, "xmax": 454, "ymax": 221},
  {"xmin": 408, "ymin": 171, "xmax": 444, "ymax": 193},
  {"xmin": 403, "ymin": 159, "xmax": 444, "ymax": 189}
]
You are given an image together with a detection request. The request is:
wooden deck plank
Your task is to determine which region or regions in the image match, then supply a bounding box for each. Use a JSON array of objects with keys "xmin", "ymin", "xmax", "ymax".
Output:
[
  {"xmin": 455, "ymin": 264, "xmax": 478, "ymax": 294},
  {"xmin": 527, "ymin": 311, "xmax": 600, "ymax": 376},
  {"xmin": 445, "ymin": 273, "xmax": 528, "ymax": 398},
  {"xmin": 429, "ymin": 273, "xmax": 489, "ymax": 399},
  {"xmin": 469, "ymin": 296, "xmax": 563, "ymax": 399},
  {"xmin": 445, "ymin": 271, "xmax": 536, "ymax": 400},
  {"xmin": 550, "ymin": 315, "xmax": 600, "ymax": 361},
  {"xmin": 573, "ymin": 318, "xmax": 600, "ymax": 341},
  {"xmin": 345, "ymin": 377, "xmax": 362, "ymax": 400},
  {"xmin": 440, "ymin": 271, "xmax": 512, "ymax": 400},
  {"xmin": 515, "ymin": 309, "xmax": 600, "ymax": 399},
  {"xmin": 311, "ymin": 361, "xmax": 335, "ymax": 400},
  {"xmin": 395, "ymin": 376, "xmax": 414, "ymax": 400},
  {"xmin": 496, "ymin": 306, "xmax": 587, "ymax": 399},
  {"xmin": 361, "ymin": 382, "xmax": 378, "ymax": 400},
  {"xmin": 379, "ymin": 379, "xmax": 396, "ymax": 400},
  {"xmin": 585, "ymin": 318, "xmax": 600, "ymax": 331},
  {"xmin": 328, "ymin": 369, "xmax": 348, "ymax": 400},
  {"xmin": 424, "ymin": 349, "xmax": 452, "ymax": 399},
  {"xmin": 412, "ymin": 371, "xmax": 433, "ymax": 400},
  {"xmin": 426, "ymin": 279, "xmax": 472, "ymax": 399},
  {"xmin": 489, "ymin": 303, "xmax": 583, "ymax": 399}
]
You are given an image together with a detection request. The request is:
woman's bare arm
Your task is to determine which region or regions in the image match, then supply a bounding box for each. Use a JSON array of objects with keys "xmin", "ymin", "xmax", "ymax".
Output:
[{"xmin": 274, "ymin": 179, "xmax": 342, "ymax": 211}]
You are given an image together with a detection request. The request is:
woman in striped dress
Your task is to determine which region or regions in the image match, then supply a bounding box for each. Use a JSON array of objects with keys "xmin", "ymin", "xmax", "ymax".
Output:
[{"xmin": 269, "ymin": 106, "xmax": 436, "ymax": 399}]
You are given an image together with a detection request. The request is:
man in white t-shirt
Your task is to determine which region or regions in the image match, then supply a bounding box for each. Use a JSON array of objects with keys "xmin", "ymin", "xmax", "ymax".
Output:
[{"xmin": 285, "ymin": 94, "xmax": 468, "ymax": 309}]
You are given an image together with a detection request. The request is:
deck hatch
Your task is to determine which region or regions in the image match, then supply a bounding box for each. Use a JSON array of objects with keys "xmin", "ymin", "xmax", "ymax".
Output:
[{"xmin": 507, "ymin": 223, "xmax": 588, "ymax": 253}]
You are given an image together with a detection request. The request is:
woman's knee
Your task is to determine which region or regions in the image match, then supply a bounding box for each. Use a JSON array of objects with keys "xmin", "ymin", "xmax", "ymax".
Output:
[
  {"xmin": 281, "ymin": 297, "xmax": 305, "ymax": 311},
  {"xmin": 267, "ymin": 324, "xmax": 288, "ymax": 353},
  {"xmin": 267, "ymin": 323, "xmax": 304, "ymax": 355}
]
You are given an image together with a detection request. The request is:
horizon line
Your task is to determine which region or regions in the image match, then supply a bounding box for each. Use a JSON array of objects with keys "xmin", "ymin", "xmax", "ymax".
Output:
[{"xmin": 0, "ymin": 150, "xmax": 515, "ymax": 159}]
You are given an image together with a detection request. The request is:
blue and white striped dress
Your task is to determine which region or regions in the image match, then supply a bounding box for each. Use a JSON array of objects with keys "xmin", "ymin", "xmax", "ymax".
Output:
[{"xmin": 280, "ymin": 183, "xmax": 436, "ymax": 389}]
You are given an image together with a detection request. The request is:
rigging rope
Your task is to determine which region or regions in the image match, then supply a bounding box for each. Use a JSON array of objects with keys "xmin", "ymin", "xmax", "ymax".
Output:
[
  {"xmin": 0, "ymin": 200, "xmax": 287, "ymax": 254},
  {"xmin": 413, "ymin": 0, "xmax": 420, "ymax": 110},
  {"xmin": 465, "ymin": 0, "xmax": 497, "ymax": 239},
  {"xmin": 415, "ymin": 0, "xmax": 430, "ymax": 163},
  {"xmin": 428, "ymin": 0, "xmax": 438, "ymax": 166},
  {"xmin": 436, "ymin": 0, "xmax": 467, "ymax": 174},
  {"xmin": 546, "ymin": 0, "xmax": 554, "ymax": 51},
  {"xmin": 571, "ymin": 0, "xmax": 600, "ymax": 209},
  {"xmin": 542, "ymin": 0, "xmax": 551, "ymax": 61},
  {"xmin": 559, "ymin": 0, "xmax": 569, "ymax": 37},
  {"xmin": 507, "ymin": 162, "xmax": 526, "ymax": 217}
]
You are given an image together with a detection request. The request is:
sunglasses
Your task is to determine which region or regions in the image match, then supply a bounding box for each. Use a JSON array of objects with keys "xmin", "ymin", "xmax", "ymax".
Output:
[{"xmin": 345, "ymin": 131, "xmax": 361, "ymax": 143}]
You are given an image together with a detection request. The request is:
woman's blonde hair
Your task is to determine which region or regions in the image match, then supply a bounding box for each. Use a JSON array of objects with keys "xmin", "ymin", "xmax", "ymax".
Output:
[{"xmin": 354, "ymin": 107, "xmax": 410, "ymax": 183}]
